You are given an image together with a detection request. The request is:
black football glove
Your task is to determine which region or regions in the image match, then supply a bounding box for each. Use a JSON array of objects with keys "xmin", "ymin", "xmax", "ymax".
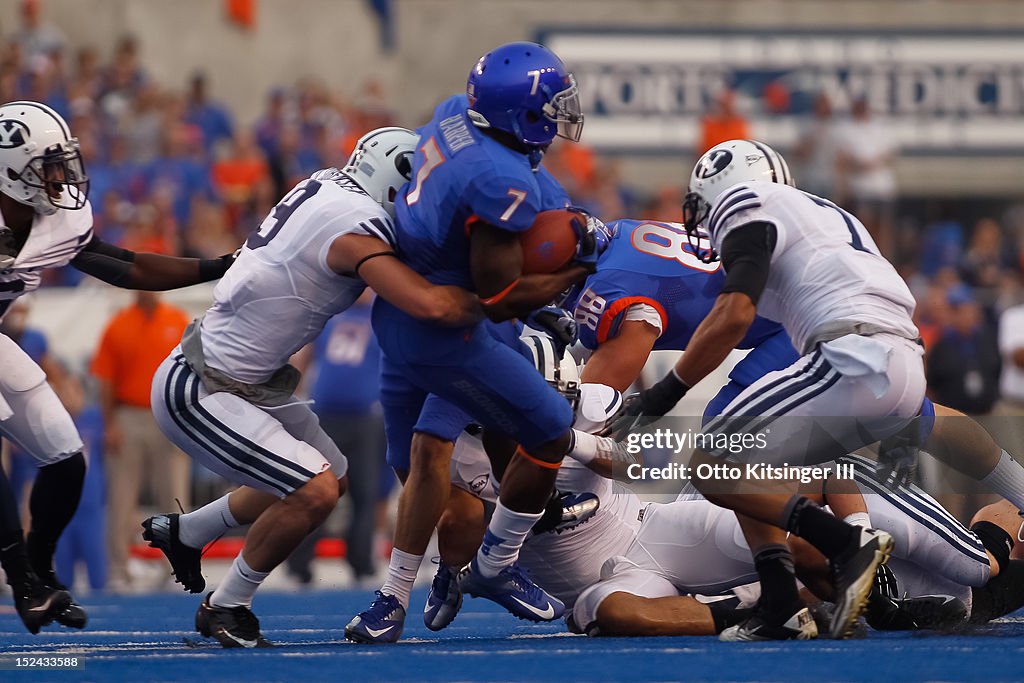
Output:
[{"xmin": 525, "ymin": 306, "xmax": 578, "ymax": 357}]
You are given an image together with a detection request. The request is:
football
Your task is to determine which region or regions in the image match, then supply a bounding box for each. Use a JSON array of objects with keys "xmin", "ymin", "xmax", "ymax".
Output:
[{"xmin": 519, "ymin": 209, "xmax": 581, "ymax": 274}]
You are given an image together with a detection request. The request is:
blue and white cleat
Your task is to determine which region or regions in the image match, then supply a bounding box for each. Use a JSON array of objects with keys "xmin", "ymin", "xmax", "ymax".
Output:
[
  {"xmin": 458, "ymin": 560, "xmax": 564, "ymax": 622},
  {"xmin": 424, "ymin": 561, "xmax": 463, "ymax": 631},
  {"xmin": 345, "ymin": 591, "xmax": 406, "ymax": 643}
]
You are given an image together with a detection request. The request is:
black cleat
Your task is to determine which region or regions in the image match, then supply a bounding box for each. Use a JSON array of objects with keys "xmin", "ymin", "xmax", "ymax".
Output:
[
  {"xmin": 866, "ymin": 564, "xmax": 966, "ymax": 631},
  {"xmin": 13, "ymin": 581, "xmax": 73, "ymax": 635},
  {"xmin": 142, "ymin": 513, "xmax": 206, "ymax": 593},
  {"xmin": 195, "ymin": 593, "xmax": 273, "ymax": 648},
  {"xmin": 829, "ymin": 527, "xmax": 893, "ymax": 639},
  {"xmin": 32, "ymin": 567, "xmax": 88, "ymax": 630},
  {"xmin": 719, "ymin": 604, "xmax": 818, "ymax": 641}
]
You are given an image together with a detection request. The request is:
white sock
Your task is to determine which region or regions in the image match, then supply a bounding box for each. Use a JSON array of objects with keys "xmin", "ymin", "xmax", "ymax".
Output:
[
  {"xmin": 210, "ymin": 554, "xmax": 269, "ymax": 608},
  {"xmin": 981, "ymin": 450, "xmax": 1024, "ymax": 511},
  {"xmin": 380, "ymin": 548, "xmax": 422, "ymax": 609},
  {"xmin": 178, "ymin": 494, "xmax": 239, "ymax": 549},
  {"xmin": 475, "ymin": 502, "xmax": 542, "ymax": 578},
  {"xmin": 843, "ymin": 512, "xmax": 871, "ymax": 529}
]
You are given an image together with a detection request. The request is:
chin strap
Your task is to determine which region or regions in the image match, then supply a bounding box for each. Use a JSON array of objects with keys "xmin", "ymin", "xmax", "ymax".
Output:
[{"xmin": 528, "ymin": 147, "xmax": 543, "ymax": 171}]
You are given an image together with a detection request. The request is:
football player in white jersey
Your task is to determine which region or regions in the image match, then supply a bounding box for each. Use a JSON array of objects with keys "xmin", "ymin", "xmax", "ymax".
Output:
[
  {"xmin": 573, "ymin": 454, "xmax": 1011, "ymax": 638},
  {"xmin": 143, "ymin": 127, "xmax": 482, "ymax": 648},
  {"xmin": 624, "ymin": 139, "xmax": 1024, "ymax": 641},
  {"xmin": 434, "ymin": 344, "xmax": 1003, "ymax": 639},
  {"xmin": 613, "ymin": 139, "xmax": 923, "ymax": 642},
  {"xmin": 0, "ymin": 101, "xmax": 238, "ymax": 634}
]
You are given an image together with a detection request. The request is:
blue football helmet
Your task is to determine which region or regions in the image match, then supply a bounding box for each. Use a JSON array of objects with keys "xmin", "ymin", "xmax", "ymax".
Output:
[{"xmin": 466, "ymin": 42, "xmax": 584, "ymax": 147}]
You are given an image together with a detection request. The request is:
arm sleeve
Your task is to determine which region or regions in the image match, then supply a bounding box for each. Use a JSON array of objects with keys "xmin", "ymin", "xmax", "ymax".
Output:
[
  {"xmin": 70, "ymin": 236, "xmax": 135, "ymax": 286},
  {"xmin": 719, "ymin": 221, "xmax": 777, "ymax": 306}
]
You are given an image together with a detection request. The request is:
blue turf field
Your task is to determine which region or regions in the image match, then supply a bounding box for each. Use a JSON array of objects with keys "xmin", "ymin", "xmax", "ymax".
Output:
[{"xmin": 2, "ymin": 588, "xmax": 1023, "ymax": 682}]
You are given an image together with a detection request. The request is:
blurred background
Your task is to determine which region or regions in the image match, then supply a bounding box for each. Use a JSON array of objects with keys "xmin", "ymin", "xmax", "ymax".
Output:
[{"xmin": 3, "ymin": 0, "xmax": 1024, "ymax": 594}]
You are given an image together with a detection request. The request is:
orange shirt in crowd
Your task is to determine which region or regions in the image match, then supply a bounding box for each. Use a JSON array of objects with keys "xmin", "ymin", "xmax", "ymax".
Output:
[
  {"xmin": 698, "ymin": 115, "xmax": 750, "ymax": 155},
  {"xmin": 91, "ymin": 301, "xmax": 190, "ymax": 408}
]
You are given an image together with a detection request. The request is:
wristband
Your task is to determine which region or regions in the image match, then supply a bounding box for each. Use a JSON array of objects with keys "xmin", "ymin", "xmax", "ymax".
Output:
[{"xmin": 198, "ymin": 253, "xmax": 234, "ymax": 282}]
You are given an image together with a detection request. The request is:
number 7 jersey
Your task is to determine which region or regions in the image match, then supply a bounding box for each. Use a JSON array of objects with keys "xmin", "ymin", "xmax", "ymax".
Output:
[
  {"xmin": 707, "ymin": 180, "xmax": 918, "ymax": 354},
  {"xmin": 394, "ymin": 94, "xmax": 569, "ymax": 288},
  {"xmin": 200, "ymin": 171, "xmax": 394, "ymax": 385}
]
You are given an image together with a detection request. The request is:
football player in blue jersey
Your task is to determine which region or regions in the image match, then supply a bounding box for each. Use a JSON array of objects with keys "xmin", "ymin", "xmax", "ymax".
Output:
[
  {"xmin": 347, "ymin": 42, "xmax": 599, "ymax": 642},
  {"xmin": 569, "ymin": 218, "xmax": 798, "ymax": 419}
]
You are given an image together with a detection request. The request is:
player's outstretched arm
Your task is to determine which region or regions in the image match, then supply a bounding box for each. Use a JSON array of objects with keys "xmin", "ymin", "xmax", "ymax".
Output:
[
  {"xmin": 71, "ymin": 236, "xmax": 233, "ymax": 290},
  {"xmin": 470, "ymin": 221, "xmax": 590, "ymax": 322},
  {"xmin": 580, "ymin": 320, "xmax": 661, "ymax": 392},
  {"xmin": 330, "ymin": 234, "xmax": 482, "ymax": 326},
  {"xmin": 636, "ymin": 223, "xmax": 773, "ymax": 416}
]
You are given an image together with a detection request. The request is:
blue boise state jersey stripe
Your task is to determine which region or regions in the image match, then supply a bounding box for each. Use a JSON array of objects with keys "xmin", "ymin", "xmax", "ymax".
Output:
[
  {"xmin": 573, "ymin": 219, "xmax": 783, "ymax": 352},
  {"xmin": 394, "ymin": 95, "xmax": 569, "ymax": 288}
]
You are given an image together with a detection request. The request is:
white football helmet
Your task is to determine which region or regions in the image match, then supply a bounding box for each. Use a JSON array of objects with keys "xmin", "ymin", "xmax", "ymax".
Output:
[
  {"xmin": 342, "ymin": 126, "xmax": 418, "ymax": 219},
  {"xmin": 682, "ymin": 139, "xmax": 793, "ymax": 261},
  {"xmin": 522, "ymin": 331, "xmax": 581, "ymax": 411},
  {"xmin": 0, "ymin": 101, "xmax": 89, "ymax": 215}
]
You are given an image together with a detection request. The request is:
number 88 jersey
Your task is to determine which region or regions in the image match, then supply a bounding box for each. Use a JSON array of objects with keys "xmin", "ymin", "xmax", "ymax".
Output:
[
  {"xmin": 200, "ymin": 172, "xmax": 393, "ymax": 385},
  {"xmin": 572, "ymin": 218, "xmax": 781, "ymax": 352}
]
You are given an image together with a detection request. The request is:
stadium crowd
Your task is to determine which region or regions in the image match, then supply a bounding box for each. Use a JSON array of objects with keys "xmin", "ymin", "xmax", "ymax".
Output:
[{"xmin": 3, "ymin": 4, "xmax": 1024, "ymax": 595}]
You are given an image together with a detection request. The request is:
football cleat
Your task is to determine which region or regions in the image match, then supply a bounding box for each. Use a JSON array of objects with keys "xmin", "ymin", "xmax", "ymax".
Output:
[
  {"xmin": 458, "ymin": 560, "xmax": 564, "ymax": 622},
  {"xmin": 866, "ymin": 565, "xmax": 966, "ymax": 631},
  {"xmin": 531, "ymin": 491, "xmax": 601, "ymax": 536},
  {"xmin": 32, "ymin": 567, "xmax": 87, "ymax": 630},
  {"xmin": 142, "ymin": 513, "xmax": 206, "ymax": 593},
  {"xmin": 829, "ymin": 527, "xmax": 894, "ymax": 639},
  {"xmin": 12, "ymin": 581, "xmax": 73, "ymax": 635},
  {"xmin": 195, "ymin": 593, "xmax": 273, "ymax": 648},
  {"xmin": 719, "ymin": 605, "xmax": 818, "ymax": 642},
  {"xmin": 424, "ymin": 562, "xmax": 463, "ymax": 631},
  {"xmin": 346, "ymin": 591, "xmax": 406, "ymax": 643}
]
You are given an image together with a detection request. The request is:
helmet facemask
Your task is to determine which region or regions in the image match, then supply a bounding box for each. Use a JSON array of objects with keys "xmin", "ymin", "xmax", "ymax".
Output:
[
  {"xmin": 682, "ymin": 191, "xmax": 717, "ymax": 263},
  {"xmin": 16, "ymin": 139, "xmax": 89, "ymax": 214},
  {"xmin": 542, "ymin": 76, "xmax": 584, "ymax": 143}
]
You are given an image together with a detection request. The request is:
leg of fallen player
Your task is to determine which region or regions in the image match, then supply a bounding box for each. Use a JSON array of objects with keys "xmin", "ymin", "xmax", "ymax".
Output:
[
  {"xmin": 595, "ymin": 593, "xmax": 720, "ymax": 637},
  {"xmin": 927, "ymin": 405, "xmax": 1024, "ymax": 512},
  {"xmin": 691, "ymin": 447, "xmax": 886, "ymax": 641}
]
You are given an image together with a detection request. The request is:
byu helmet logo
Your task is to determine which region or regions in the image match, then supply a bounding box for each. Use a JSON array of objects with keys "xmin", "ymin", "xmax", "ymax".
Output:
[
  {"xmin": 696, "ymin": 149, "xmax": 733, "ymax": 179},
  {"xmin": 0, "ymin": 120, "xmax": 29, "ymax": 149}
]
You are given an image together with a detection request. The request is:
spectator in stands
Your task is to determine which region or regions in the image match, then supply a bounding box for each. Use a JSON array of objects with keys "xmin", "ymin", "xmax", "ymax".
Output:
[
  {"xmin": 267, "ymin": 123, "xmax": 321, "ymax": 200},
  {"xmin": 10, "ymin": 0, "xmax": 66, "ymax": 64},
  {"xmin": 926, "ymin": 285, "xmax": 1001, "ymax": 416},
  {"xmin": 698, "ymin": 88, "xmax": 749, "ymax": 155},
  {"xmin": 253, "ymin": 87, "xmax": 289, "ymax": 161},
  {"xmin": 288, "ymin": 292, "xmax": 391, "ymax": 584},
  {"xmin": 146, "ymin": 121, "xmax": 215, "ymax": 227},
  {"xmin": 834, "ymin": 95, "xmax": 897, "ymax": 256},
  {"xmin": 960, "ymin": 217, "xmax": 1017, "ymax": 316},
  {"xmin": 997, "ymin": 288, "xmax": 1024, "ymax": 418},
  {"xmin": 184, "ymin": 71, "xmax": 234, "ymax": 153},
  {"xmin": 793, "ymin": 92, "xmax": 839, "ymax": 199},
  {"xmin": 211, "ymin": 130, "xmax": 270, "ymax": 223},
  {"xmin": 91, "ymin": 291, "xmax": 190, "ymax": 591}
]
